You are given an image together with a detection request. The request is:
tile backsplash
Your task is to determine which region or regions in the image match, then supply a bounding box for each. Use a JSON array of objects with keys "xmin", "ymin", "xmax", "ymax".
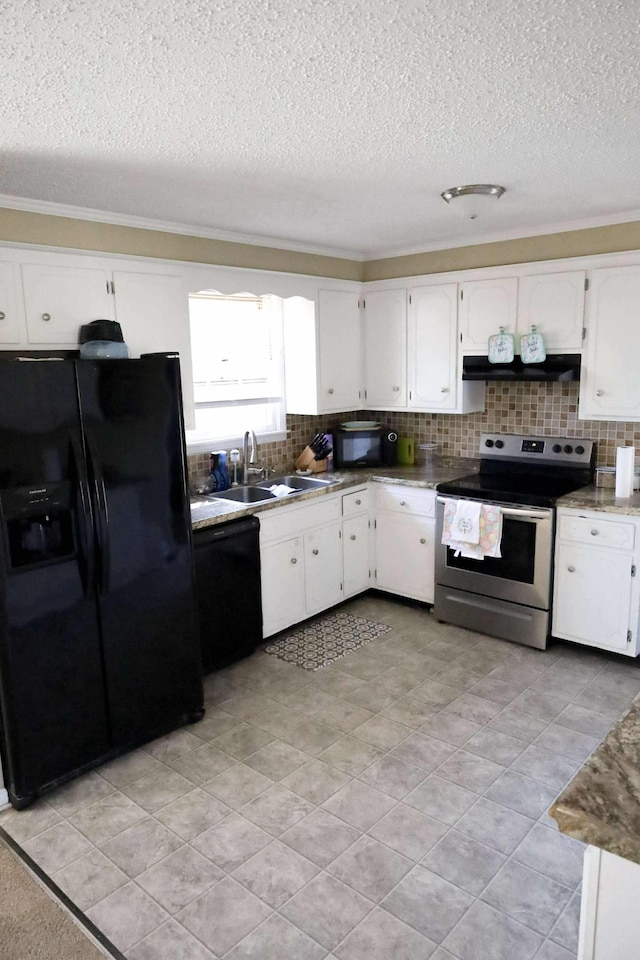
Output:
[{"xmin": 187, "ymin": 382, "xmax": 640, "ymax": 485}]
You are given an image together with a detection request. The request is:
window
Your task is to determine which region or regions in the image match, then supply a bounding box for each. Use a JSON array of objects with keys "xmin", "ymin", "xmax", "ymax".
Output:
[{"xmin": 185, "ymin": 292, "xmax": 286, "ymax": 452}]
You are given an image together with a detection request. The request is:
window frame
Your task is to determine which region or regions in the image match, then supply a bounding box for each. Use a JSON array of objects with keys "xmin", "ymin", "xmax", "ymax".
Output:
[{"xmin": 185, "ymin": 290, "xmax": 287, "ymax": 455}]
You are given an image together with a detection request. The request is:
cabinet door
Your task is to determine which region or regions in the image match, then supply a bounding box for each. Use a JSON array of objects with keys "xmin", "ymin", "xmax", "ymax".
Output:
[
  {"xmin": 261, "ymin": 538, "xmax": 305, "ymax": 637},
  {"xmin": 304, "ymin": 523, "xmax": 343, "ymax": 615},
  {"xmin": 408, "ymin": 283, "xmax": 458, "ymax": 410},
  {"xmin": 553, "ymin": 543, "xmax": 634, "ymax": 652},
  {"xmin": 22, "ymin": 263, "xmax": 114, "ymax": 343},
  {"xmin": 363, "ymin": 289, "xmax": 407, "ymax": 407},
  {"xmin": 343, "ymin": 514, "xmax": 371, "ymax": 597},
  {"xmin": 375, "ymin": 512, "xmax": 435, "ymax": 602},
  {"xmin": 459, "ymin": 277, "xmax": 518, "ymax": 351},
  {"xmin": 318, "ymin": 289, "xmax": 362, "ymax": 411},
  {"xmin": 580, "ymin": 266, "xmax": 640, "ymax": 420},
  {"xmin": 112, "ymin": 271, "xmax": 195, "ymax": 428},
  {"xmin": 518, "ymin": 271, "xmax": 585, "ymax": 352},
  {"xmin": 0, "ymin": 261, "xmax": 24, "ymax": 344}
]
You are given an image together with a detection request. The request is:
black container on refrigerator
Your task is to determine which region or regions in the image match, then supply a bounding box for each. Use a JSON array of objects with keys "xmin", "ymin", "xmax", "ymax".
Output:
[{"xmin": 0, "ymin": 355, "xmax": 204, "ymax": 809}]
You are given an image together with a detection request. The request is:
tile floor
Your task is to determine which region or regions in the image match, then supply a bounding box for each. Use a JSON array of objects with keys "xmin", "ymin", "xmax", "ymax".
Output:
[{"xmin": 2, "ymin": 594, "xmax": 639, "ymax": 960}]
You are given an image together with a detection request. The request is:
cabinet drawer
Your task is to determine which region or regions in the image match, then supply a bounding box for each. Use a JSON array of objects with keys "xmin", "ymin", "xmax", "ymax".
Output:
[
  {"xmin": 558, "ymin": 514, "xmax": 636, "ymax": 551},
  {"xmin": 259, "ymin": 495, "xmax": 341, "ymax": 544},
  {"xmin": 374, "ymin": 485, "xmax": 436, "ymax": 518},
  {"xmin": 342, "ymin": 488, "xmax": 370, "ymax": 517}
]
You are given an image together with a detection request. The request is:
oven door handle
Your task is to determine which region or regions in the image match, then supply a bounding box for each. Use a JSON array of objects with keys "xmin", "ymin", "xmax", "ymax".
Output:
[{"xmin": 436, "ymin": 496, "xmax": 550, "ymax": 520}]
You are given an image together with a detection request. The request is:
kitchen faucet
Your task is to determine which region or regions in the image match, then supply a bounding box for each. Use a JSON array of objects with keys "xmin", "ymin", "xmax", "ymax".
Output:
[{"xmin": 242, "ymin": 429, "xmax": 258, "ymax": 484}]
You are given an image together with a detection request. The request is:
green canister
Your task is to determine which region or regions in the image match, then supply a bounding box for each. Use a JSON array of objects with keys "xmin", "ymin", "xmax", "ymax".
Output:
[{"xmin": 398, "ymin": 437, "xmax": 415, "ymax": 465}]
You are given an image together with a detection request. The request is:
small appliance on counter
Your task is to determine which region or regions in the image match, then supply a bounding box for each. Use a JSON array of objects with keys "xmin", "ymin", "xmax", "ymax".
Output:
[
  {"xmin": 79, "ymin": 319, "xmax": 130, "ymax": 358},
  {"xmin": 334, "ymin": 423, "xmax": 398, "ymax": 468}
]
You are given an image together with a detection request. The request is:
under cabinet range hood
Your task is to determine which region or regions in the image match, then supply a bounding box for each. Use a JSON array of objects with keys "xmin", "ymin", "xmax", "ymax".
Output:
[{"xmin": 462, "ymin": 354, "xmax": 581, "ymax": 382}]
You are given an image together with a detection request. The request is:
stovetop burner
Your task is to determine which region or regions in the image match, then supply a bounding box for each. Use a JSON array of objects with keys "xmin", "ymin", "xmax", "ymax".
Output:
[{"xmin": 437, "ymin": 433, "xmax": 596, "ymax": 508}]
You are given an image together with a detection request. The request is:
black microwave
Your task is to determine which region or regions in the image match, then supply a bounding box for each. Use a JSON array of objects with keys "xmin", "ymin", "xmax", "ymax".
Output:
[{"xmin": 334, "ymin": 428, "xmax": 398, "ymax": 468}]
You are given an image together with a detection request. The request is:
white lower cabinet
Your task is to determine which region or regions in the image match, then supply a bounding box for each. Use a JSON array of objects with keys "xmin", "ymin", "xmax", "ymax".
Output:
[
  {"xmin": 343, "ymin": 514, "xmax": 371, "ymax": 597},
  {"xmin": 260, "ymin": 495, "xmax": 344, "ymax": 638},
  {"xmin": 579, "ymin": 846, "xmax": 640, "ymax": 959},
  {"xmin": 304, "ymin": 523, "xmax": 343, "ymax": 615},
  {"xmin": 260, "ymin": 537, "xmax": 305, "ymax": 637},
  {"xmin": 552, "ymin": 508, "xmax": 640, "ymax": 656},
  {"xmin": 342, "ymin": 487, "xmax": 372, "ymax": 599},
  {"xmin": 374, "ymin": 485, "xmax": 436, "ymax": 603}
]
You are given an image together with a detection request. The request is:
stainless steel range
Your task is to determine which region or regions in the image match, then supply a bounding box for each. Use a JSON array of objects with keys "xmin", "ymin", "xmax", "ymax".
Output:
[{"xmin": 434, "ymin": 433, "xmax": 595, "ymax": 650}]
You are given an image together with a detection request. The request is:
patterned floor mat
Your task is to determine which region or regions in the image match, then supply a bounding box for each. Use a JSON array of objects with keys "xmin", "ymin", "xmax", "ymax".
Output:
[{"xmin": 264, "ymin": 612, "xmax": 392, "ymax": 670}]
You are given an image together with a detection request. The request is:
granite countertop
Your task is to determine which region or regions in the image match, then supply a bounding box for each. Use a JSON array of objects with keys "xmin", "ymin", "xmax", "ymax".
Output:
[
  {"xmin": 557, "ymin": 484, "xmax": 640, "ymax": 516},
  {"xmin": 551, "ymin": 698, "xmax": 640, "ymax": 864},
  {"xmin": 190, "ymin": 456, "xmax": 479, "ymax": 530}
]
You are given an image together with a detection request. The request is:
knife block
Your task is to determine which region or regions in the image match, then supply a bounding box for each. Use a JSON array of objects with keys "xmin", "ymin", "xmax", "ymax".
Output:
[{"xmin": 295, "ymin": 446, "xmax": 328, "ymax": 473}]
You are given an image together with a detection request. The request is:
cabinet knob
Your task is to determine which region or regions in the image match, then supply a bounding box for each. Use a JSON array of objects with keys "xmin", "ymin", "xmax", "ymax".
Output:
[
  {"xmin": 0, "ymin": 311, "xmax": 5, "ymax": 320},
  {"xmin": 400, "ymin": 500, "xmax": 406, "ymax": 506},
  {"xmin": 355, "ymin": 499, "xmax": 362, "ymax": 505},
  {"xmin": 590, "ymin": 529, "xmax": 599, "ymax": 536},
  {"xmin": 420, "ymin": 538, "xmax": 426, "ymax": 544},
  {"xmin": 42, "ymin": 313, "xmax": 51, "ymax": 322},
  {"xmin": 441, "ymin": 387, "xmax": 449, "ymax": 393},
  {"xmin": 328, "ymin": 388, "xmax": 334, "ymax": 394},
  {"xmin": 350, "ymin": 534, "xmax": 356, "ymax": 541},
  {"xmin": 393, "ymin": 386, "xmax": 400, "ymax": 392},
  {"xmin": 290, "ymin": 557, "xmax": 297, "ymax": 564},
  {"xmin": 567, "ymin": 565, "xmax": 575, "ymax": 572},
  {"xmin": 596, "ymin": 389, "xmax": 604, "ymax": 396},
  {"xmin": 312, "ymin": 548, "xmax": 319, "ymax": 556}
]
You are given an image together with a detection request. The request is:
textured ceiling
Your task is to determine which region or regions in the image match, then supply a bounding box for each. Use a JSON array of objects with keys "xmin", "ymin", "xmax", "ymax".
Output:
[{"xmin": 2, "ymin": 0, "xmax": 640, "ymax": 257}]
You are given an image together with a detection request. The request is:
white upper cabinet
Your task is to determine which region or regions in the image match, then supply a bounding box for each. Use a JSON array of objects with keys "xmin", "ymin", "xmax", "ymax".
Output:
[
  {"xmin": 408, "ymin": 282, "xmax": 459, "ymax": 411},
  {"xmin": 284, "ymin": 289, "xmax": 362, "ymax": 415},
  {"xmin": 579, "ymin": 265, "xmax": 640, "ymax": 420},
  {"xmin": 22, "ymin": 263, "xmax": 114, "ymax": 344},
  {"xmin": 518, "ymin": 271, "xmax": 585, "ymax": 352},
  {"xmin": 0, "ymin": 261, "xmax": 25, "ymax": 344},
  {"xmin": 363, "ymin": 288, "xmax": 407, "ymax": 408},
  {"xmin": 459, "ymin": 277, "xmax": 518, "ymax": 351},
  {"xmin": 112, "ymin": 270, "xmax": 195, "ymax": 427},
  {"xmin": 112, "ymin": 271, "xmax": 189, "ymax": 357},
  {"xmin": 318, "ymin": 289, "xmax": 362, "ymax": 411},
  {"xmin": 461, "ymin": 271, "xmax": 586, "ymax": 355}
]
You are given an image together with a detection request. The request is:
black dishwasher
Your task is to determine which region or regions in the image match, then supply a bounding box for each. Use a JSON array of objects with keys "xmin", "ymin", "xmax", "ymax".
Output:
[{"xmin": 192, "ymin": 516, "xmax": 263, "ymax": 673}]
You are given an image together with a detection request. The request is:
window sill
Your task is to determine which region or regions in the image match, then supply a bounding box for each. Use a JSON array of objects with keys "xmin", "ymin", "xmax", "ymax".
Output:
[{"xmin": 186, "ymin": 430, "xmax": 287, "ymax": 456}]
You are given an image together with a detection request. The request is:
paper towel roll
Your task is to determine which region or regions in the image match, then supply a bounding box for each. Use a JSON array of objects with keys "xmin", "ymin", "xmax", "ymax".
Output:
[{"xmin": 615, "ymin": 446, "xmax": 635, "ymax": 498}]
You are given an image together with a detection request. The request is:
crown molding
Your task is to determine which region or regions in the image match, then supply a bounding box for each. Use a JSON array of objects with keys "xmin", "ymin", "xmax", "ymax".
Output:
[
  {"xmin": 364, "ymin": 209, "xmax": 640, "ymax": 261},
  {"xmin": 0, "ymin": 193, "xmax": 364, "ymax": 263},
  {"xmin": 2, "ymin": 191, "xmax": 640, "ymax": 265}
]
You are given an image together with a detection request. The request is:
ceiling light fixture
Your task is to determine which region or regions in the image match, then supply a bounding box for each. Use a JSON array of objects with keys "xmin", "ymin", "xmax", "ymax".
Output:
[{"xmin": 440, "ymin": 183, "xmax": 506, "ymax": 220}]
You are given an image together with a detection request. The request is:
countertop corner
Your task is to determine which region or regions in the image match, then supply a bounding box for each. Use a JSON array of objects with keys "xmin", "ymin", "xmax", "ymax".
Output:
[{"xmin": 550, "ymin": 697, "xmax": 640, "ymax": 864}]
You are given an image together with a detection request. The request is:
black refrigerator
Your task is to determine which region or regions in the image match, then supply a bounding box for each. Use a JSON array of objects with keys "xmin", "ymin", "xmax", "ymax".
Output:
[{"xmin": 0, "ymin": 355, "xmax": 204, "ymax": 809}]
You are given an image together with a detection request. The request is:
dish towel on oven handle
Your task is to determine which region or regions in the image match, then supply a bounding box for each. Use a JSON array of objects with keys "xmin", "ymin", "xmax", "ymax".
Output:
[
  {"xmin": 441, "ymin": 499, "xmax": 503, "ymax": 559},
  {"xmin": 444, "ymin": 499, "xmax": 481, "ymax": 544}
]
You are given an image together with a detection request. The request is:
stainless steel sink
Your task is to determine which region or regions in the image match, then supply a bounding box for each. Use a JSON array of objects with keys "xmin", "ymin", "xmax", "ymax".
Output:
[
  {"xmin": 210, "ymin": 486, "xmax": 278, "ymax": 504},
  {"xmin": 255, "ymin": 474, "xmax": 338, "ymax": 491},
  {"xmin": 207, "ymin": 473, "xmax": 338, "ymax": 505}
]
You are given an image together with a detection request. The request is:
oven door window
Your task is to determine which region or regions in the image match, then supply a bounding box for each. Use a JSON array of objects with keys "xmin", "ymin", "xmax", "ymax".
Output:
[{"xmin": 446, "ymin": 517, "xmax": 536, "ymax": 584}]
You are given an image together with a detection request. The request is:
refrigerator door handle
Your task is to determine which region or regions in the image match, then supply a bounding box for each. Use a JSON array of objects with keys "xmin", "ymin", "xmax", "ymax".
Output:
[
  {"xmin": 69, "ymin": 431, "xmax": 95, "ymax": 597},
  {"xmin": 84, "ymin": 429, "xmax": 111, "ymax": 596}
]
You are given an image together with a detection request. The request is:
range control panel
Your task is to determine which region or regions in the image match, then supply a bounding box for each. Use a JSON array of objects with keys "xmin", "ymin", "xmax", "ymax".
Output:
[{"xmin": 479, "ymin": 434, "xmax": 595, "ymax": 467}]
